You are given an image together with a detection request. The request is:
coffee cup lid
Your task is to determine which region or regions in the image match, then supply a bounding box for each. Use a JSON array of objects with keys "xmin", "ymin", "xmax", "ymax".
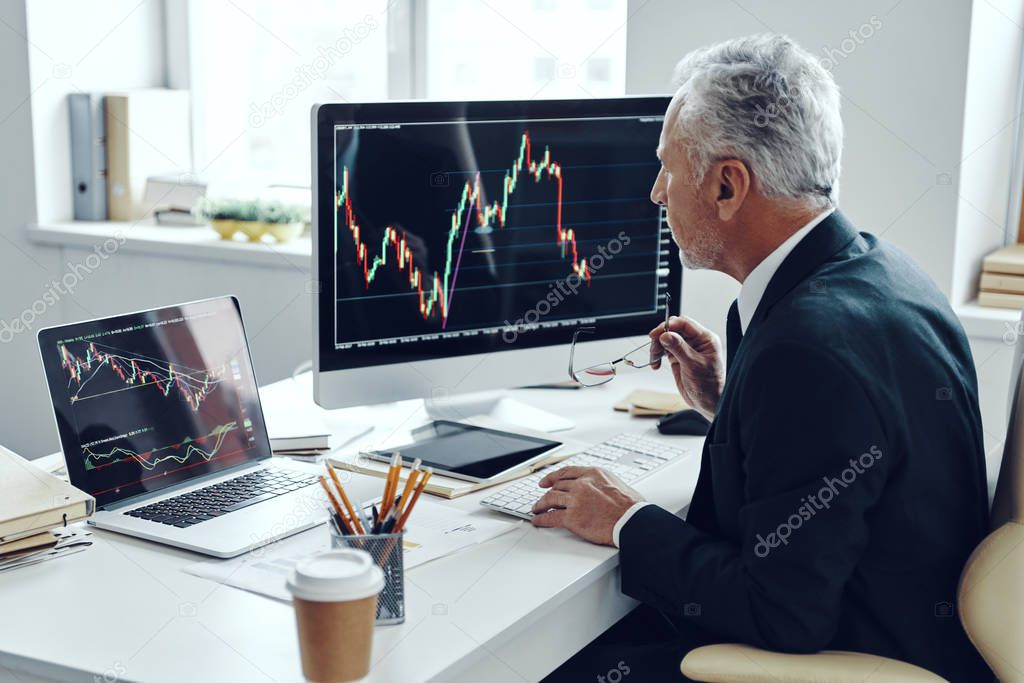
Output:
[{"xmin": 287, "ymin": 549, "xmax": 385, "ymax": 602}]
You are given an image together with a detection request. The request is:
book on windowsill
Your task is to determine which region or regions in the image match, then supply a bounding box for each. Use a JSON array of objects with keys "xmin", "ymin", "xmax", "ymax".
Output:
[
  {"xmin": 982, "ymin": 243, "xmax": 1024, "ymax": 276},
  {"xmin": 978, "ymin": 290, "xmax": 1024, "ymax": 310},
  {"xmin": 980, "ymin": 272, "xmax": 1024, "ymax": 295}
]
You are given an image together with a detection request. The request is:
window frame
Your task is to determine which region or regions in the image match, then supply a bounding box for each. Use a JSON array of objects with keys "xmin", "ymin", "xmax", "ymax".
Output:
[{"xmin": 162, "ymin": 0, "xmax": 423, "ymax": 182}]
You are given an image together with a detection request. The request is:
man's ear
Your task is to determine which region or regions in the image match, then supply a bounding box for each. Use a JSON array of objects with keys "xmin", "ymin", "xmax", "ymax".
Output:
[{"xmin": 710, "ymin": 159, "xmax": 751, "ymax": 221}]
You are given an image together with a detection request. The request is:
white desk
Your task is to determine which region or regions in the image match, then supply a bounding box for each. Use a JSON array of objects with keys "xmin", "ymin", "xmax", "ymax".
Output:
[{"xmin": 0, "ymin": 372, "xmax": 705, "ymax": 683}]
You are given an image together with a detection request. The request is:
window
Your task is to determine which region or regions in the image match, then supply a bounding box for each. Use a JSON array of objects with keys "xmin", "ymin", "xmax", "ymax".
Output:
[
  {"xmin": 424, "ymin": 0, "xmax": 627, "ymax": 100},
  {"xmin": 187, "ymin": 0, "xmax": 390, "ymax": 189},
  {"xmin": 181, "ymin": 0, "xmax": 628, "ymax": 189}
]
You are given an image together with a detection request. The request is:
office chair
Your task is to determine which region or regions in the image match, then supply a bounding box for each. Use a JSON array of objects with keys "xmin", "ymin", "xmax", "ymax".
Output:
[{"xmin": 680, "ymin": 313, "xmax": 1024, "ymax": 683}]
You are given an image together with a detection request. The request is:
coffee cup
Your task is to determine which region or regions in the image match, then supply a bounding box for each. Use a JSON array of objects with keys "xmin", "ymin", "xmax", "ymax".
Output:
[{"xmin": 287, "ymin": 549, "xmax": 384, "ymax": 682}]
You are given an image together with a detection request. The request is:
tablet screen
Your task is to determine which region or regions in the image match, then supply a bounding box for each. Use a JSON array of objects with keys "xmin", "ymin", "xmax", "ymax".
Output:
[{"xmin": 370, "ymin": 421, "xmax": 561, "ymax": 481}]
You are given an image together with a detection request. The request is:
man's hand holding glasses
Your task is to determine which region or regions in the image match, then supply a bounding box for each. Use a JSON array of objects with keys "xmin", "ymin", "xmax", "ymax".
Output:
[{"xmin": 568, "ymin": 293, "xmax": 724, "ymax": 420}]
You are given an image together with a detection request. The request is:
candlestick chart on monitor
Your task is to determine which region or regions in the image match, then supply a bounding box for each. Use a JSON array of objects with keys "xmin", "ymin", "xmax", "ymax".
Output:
[{"xmin": 332, "ymin": 115, "xmax": 670, "ymax": 350}]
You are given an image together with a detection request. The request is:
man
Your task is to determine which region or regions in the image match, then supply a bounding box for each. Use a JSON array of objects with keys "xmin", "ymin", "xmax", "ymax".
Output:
[{"xmin": 536, "ymin": 35, "xmax": 990, "ymax": 682}]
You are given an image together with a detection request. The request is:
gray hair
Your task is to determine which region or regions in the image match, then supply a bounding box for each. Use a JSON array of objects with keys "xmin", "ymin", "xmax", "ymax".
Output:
[{"xmin": 671, "ymin": 34, "xmax": 842, "ymax": 208}]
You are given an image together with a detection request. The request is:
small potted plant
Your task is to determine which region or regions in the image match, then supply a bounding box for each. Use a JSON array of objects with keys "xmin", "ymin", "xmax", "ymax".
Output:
[
  {"xmin": 195, "ymin": 197, "xmax": 243, "ymax": 239},
  {"xmin": 235, "ymin": 199, "xmax": 264, "ymax": 241},
  {"xmin": 257, "ymin": 201, "xmax": 308, "ymax": 243}
]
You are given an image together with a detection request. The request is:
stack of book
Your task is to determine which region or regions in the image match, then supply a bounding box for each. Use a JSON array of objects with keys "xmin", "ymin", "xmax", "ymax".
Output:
[
  {"xmin": 979, "ymin": 244, "xmax": 1024, "ymax": 309},
  {"xmin": 0, "ymin": 446, "xmax": 94, "ymax": 571}
]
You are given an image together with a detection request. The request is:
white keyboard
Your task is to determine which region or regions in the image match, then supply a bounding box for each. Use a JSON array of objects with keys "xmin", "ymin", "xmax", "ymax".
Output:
[{"xmin": 480, "ymin": 433, "xmax": 690, "ymax": 520}]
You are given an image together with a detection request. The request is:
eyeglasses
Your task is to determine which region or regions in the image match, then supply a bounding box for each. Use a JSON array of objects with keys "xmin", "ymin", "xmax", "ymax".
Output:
[{"xmin": 568, "ymin": 294, "xmax": 672, "ymax": 388}]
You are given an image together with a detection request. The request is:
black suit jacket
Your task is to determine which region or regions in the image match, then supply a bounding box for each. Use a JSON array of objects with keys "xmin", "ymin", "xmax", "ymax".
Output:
[{"xmin": 619, "ymin": 211, "xmax": 991, "ymax": 681}]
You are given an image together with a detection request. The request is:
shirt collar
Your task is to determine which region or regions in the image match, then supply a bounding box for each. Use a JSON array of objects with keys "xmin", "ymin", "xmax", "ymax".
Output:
[{"xmin": 737, "ymin": 208, "xmax": 835, "ymax": 333}]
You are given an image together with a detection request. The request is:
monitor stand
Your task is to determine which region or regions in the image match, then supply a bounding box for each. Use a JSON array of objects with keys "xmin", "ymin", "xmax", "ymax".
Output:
[{"xmin": 424, "ymin": 391, "xmax": 575, "ymax": 433}]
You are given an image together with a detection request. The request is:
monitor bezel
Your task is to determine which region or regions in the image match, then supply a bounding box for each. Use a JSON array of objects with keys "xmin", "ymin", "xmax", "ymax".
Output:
[{"xmin": 312, "ymin": 97, "xmax": 680, "ymax": 406}]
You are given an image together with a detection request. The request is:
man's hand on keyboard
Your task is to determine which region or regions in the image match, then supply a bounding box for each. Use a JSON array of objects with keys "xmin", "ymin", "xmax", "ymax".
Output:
[{"xmin": 531, "ymin": 466, "xmax": 644, "ymax": 546}]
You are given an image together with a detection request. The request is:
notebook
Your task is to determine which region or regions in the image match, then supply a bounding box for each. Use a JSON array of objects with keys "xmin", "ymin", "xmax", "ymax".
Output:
[
  {"xmin": 614, "ymin": 389, "xmax": 690, "ymax": 416},
  {"xmin": 0, "ymin": 445, "xmax": 94, "ymax": 543}
]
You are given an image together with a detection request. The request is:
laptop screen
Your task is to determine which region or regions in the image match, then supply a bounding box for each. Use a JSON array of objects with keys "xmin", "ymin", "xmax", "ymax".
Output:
[{"xmin": 38, "ymin": 297, "xmax": 272, "ymax": 508}]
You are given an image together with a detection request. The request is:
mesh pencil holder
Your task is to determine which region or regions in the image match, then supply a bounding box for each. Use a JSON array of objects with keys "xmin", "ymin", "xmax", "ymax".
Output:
[{"xmin": 329, "ymin": 526, "xmax": 405, "ymax": 625}]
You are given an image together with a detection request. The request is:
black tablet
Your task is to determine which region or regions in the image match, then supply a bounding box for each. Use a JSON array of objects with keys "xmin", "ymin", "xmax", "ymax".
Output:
[{"xmin": 366, "ymin": 420, "xmax": 562, "ymax": 482}]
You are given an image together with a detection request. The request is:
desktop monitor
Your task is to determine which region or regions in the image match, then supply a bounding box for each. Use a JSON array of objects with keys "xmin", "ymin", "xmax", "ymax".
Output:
[{"xmin": 312, "ymin": 97, "xmax": 680, "ymax": 410}]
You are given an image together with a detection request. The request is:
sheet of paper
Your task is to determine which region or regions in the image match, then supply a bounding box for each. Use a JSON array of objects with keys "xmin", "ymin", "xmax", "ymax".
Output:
[
  {"xmin": 182, "ymin": 500, "xmax": 520, "ymax": 602},
  {"xmin": 0, "ymin": 527, "xmax": 93, "ymax": 572}
]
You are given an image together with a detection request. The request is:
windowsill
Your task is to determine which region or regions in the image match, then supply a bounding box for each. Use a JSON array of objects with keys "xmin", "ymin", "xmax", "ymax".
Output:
[
  {"xmin": 954, "ymin": 300, "xmax": 1019, "ymax": 341},
  {"xmin": 26, "ymin": 220, "xmax": 312, "ymax": 271}
]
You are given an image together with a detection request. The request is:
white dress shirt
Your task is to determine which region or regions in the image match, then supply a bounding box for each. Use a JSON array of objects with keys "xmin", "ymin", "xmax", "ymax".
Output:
[{"xmin": 611, "ymin": 208, "xmax": 835, "ymax": 548}]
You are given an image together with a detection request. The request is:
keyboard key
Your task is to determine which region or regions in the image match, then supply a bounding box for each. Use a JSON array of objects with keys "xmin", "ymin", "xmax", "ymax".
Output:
[{"xmin": 223, "ymin": 493, "xmax": 276, "ymax": 512}]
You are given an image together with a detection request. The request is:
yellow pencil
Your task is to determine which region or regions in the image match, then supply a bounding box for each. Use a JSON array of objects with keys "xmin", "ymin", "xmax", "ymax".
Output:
[
  {"xmin": 380, "ymin": 452, "xmax": 401, "ymax": 517},
  {"xmin": 394, "ymin": 468, "xmax": 432, "ymax": 533},
  {"xmin": 327, "ymin": 464, "xmax": 364, "ymax": 534},
  {"xmin": 394, "ymin": 458, "xmax": 422, "ymax": 517},
  {"xmin": 319, "ymin": 476, "xmax": 353, "ymax": 534}
]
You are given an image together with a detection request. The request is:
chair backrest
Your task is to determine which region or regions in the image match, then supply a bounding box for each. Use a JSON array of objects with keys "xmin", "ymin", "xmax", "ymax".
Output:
[
  {"xmin": 991, "ymin": 313, "xmax": 1024, "ymax": 527},
  {"xmin": 957, "ymin": 310, "xmax": 1024, "ymax": 682}
]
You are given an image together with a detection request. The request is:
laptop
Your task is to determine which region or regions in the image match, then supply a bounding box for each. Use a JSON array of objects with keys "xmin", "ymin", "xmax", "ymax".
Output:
[{"xmin": 37, "ymin": 296, "xmax": 375, "ymax": 558}]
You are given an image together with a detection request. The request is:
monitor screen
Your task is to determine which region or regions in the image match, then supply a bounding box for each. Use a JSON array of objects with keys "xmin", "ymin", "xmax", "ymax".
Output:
[
  {"xmin": 37, "ymin": 297, "xmax": 271, "ymax": 507},
  {"xmin": 314, "ymin": 98, "xmax": 679, "ymax": 373}
]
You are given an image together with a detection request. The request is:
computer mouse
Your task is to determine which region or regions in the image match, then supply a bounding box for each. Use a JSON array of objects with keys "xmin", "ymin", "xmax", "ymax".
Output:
[{"xmin": 657, "ymin": 409, "xmax": 711, "ymax": 436}]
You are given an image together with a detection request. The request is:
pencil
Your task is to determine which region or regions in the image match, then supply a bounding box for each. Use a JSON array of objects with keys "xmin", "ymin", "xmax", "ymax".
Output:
[
  {"xmin": 380, "ymin": 452, "xmax": 402, "ymax": 516},
  {"xmin": 395, "ymin": 458, "xmax": 421, "ymax": 518},
  {"xmin": 319, "ymin": 476, "xmax": 353, "ymax": 534},
  {"xmin": 381, "ymin": 495, "xmax": 402, "ymax": 532},
  {"xmin": 327, "ymin": 465, "xmax": 364, "ymax": 534},
  {"xmin": 394, "ymin": 468, "xmax": 432, "ymax": 533}
]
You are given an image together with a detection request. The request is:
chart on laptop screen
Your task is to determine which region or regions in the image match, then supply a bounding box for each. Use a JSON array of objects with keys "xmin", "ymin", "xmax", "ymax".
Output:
[
  {"xmin": 40, "ymin": 299, "xmax": 268, "ymax": 503},
  {"xmin": 332, "ymin": 114, "xmax": 672, "ymax": 351}
]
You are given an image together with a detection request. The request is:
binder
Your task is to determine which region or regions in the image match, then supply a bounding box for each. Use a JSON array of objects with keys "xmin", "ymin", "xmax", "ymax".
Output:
[
  {"xmin": 0, "ymin": 445, "xmax": 94, "ymax": 544},
  {"xmin": 105, "ymin": 89, "xmax": 192, "ymax": 221},
  {"xmin": 68, "ymin": 93, "xmax": 107, "ymax": 221}
]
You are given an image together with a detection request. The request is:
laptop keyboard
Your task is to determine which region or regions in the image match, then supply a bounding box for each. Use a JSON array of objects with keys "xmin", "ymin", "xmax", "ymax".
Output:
[{"xmin": 125, "ymin": 469, "xmax": 318, "ymax": 528}]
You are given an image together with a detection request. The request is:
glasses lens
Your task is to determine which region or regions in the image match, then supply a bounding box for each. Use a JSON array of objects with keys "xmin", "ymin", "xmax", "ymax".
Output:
[
  {"xmin": 622, "ymin": 342, "xmax": 654, "ymax": 368},
  {"xmin": 572, "ymin": 363, "xmax": 615, "ymax": 387}
]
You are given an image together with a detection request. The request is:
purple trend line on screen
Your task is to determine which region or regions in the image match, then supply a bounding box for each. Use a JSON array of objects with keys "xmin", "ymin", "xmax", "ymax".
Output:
[{"xmin": 441, "ymin": 193, "xmax": 477, "ymax": 329}]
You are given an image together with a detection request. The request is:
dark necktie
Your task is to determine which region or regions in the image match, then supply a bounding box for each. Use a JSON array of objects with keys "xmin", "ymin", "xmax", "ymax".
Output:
[{"xmin": 726, "ymin": 299, "xmax": 743, "ymax": 370}]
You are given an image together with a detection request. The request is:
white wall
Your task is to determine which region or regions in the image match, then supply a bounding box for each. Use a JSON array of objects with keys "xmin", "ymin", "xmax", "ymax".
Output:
[
  {"xmin": 0, "ymin": 1, "xmax": 61, "ymax": 459},
  {"xmin": 952, "ymin": 0, "xmax": 1024, "ymax": 305},
  {"xmin": 624, "ymin": 0, "xmax": 1023, "ymax": 472}
]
